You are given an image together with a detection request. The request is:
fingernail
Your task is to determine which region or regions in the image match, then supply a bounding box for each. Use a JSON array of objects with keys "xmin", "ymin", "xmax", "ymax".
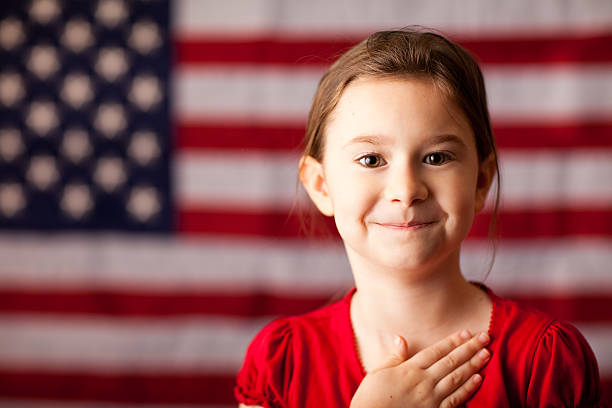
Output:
[
  {"xmin": 460, "ymin": 329, "xmax": 471, "ymax": 339},
  {"xmin": 472, "ymin": 374, "xmax": 482, "ymax": 384},
  {"xmin": 478, "ymin": 332, "xmax": 489, "ymax": 344},
  {"xmin": 478, "ymin": 349, "xmax": 490, "ymax": 360},
  {"xmin": 394, "ymin": 335, "xmax": 402, "ymax": 346}
]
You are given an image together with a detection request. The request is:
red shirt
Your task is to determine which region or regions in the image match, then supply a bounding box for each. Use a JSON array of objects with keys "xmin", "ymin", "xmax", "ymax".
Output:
[{"xmin": 235, "ymin": 287, "xmax": 602, "ymax": 407}]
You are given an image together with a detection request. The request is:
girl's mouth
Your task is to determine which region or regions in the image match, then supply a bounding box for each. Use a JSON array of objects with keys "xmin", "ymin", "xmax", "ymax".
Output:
[{"xmin": 374, "ymin": 220, "xmax": 436, "ymax": 230}]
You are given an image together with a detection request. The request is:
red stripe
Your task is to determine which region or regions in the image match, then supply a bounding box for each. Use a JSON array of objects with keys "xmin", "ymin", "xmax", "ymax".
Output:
[
  {"xmin": 1, "ymin": 290, "xmax": 611, "ymax": 323},
  {"xmin": 0, "ymin": 370, "xmax": 236, "ymax": 404},
  {"xmin": 504, "ymin": 294, "xmax": 612, "ymax": 324},
  {"xmin": 175, "ymin": 121, "xmax": 612, "ymax": 151},
  {"xmin": 0, "ymin": 370, "xmax": 610, "ymax": 405},
  {"xmin": 0, "ymin": 290, "xmax": 334, "ymax": 317},
  {"xmin": 174, "ymin": 34, "xmax": 612, "ymax": 66},
  {"xmin": 177, "ymin": 208, "xmax": 612, "ymax": 240}
]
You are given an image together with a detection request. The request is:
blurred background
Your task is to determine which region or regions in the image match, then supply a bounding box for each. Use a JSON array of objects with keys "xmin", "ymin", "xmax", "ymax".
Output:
[{"xmin": 0, "ymin": 0, "xmax": 611, "ymax": 406}]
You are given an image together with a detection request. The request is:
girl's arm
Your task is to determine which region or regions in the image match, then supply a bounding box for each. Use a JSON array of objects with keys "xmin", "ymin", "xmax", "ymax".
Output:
[
  {"xmin": 351, "ymin": 330, "xmax": 490, "ymax": 408},
  {"xmin": 238, "ymin": 404, "xmax": 262, "ymax": 408}
]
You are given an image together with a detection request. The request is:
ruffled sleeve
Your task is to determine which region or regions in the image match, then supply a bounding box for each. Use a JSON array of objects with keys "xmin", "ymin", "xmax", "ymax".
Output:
[
  {"xmin": 526, "ymin": 320, "xmax": 603, "ymax": 407},
  {"xmin": 234, "ymin": 318, "xmax": 294, "ymax": 407}
]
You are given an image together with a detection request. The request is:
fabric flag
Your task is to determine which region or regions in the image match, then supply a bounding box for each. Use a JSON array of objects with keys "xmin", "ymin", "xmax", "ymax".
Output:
[{"xmin": 0, "ymin": 0, "xmax": 611, "ymax": 406}]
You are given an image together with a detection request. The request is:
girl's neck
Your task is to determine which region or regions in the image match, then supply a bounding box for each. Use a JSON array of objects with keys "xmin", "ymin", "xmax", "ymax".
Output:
[{"xmin": 347, "ymin": 248, "xmax": 491, "ymax": 371}]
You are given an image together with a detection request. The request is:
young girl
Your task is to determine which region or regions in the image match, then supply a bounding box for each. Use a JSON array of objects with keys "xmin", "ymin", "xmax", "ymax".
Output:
[{"xmin": 234, "ymin": 28, "xmax": 602, "ymax": 407}]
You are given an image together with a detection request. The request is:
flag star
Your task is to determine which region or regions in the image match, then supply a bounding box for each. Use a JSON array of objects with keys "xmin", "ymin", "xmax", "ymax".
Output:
[
  {"xmin": 0, "ymin": 72, "xmax": 25, "ymax": 107},
  {"xmin": 61, "ymin": 19, "xmax": 94, "ymax": 53},
  {"xmin": 95, "ymin": 47, "xmax": 129, "ymax": 82},
  {"xmin": 129, "ymin": 74, "xmax": 163, "ymax": 111},
  {"xmin": 0, "ymin": 18, "xmax": 26, "ymax": 50},
  {"xmin": 0, "ymin": 128, "xmax": 25, "ymax": 162},
  {"xmin": 27, "ymin": 45, "xmax": 60, "ymax": 80},
  {"xmin": 61, "ymin": 73, "xmax": 94, "ymax": 109},
  {"xmin": 128, "ymin": 130, "xmax": 160, "ymax": 166},
  {"xmin": 26, "ymin": 155, "xmax": 60, "ymax": 191},
  {"xmin": 0, "ymin": 183, "xmax": 26, "ymax": 218},
  {"xmin": 94, "ymin": 103, "xmax": 127, "ymax": 138},
  {"xmin": 26, "ymin": 101, "xmax": 59, "ymax": 136},
  {"xmin": 61, "ymin": 183, "xmax": 94, "ymax": 219},
  {"xmin": 60, "ymin": 128, "xmax": 92, "ymax": 164},
  {"xmin": 95, "ymin": 0, "xmax": 128, "ymax": 28},
  {"xmin": 129, "ymin": 20, "xmax": 162, "ymax": 54},
  {"xmin": 29, "ymin": 0, "xmax": 61, "ymax": 25},
  {"xmin": 126, "ymin": 185, "xmax": 160, "ymax": 223},
  {"xmin": 94, "ymin": 157, "xmax": 127, "ymax": 193}
]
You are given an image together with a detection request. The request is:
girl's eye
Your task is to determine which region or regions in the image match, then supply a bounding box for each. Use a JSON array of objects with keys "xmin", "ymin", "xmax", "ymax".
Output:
[
  {"xmin": 358, "ymin": 154, "xmax": 386, "ymax": 168},
  {"xmin": 423, "ymin": 152, "xmax": 452, "ymax": 166}
]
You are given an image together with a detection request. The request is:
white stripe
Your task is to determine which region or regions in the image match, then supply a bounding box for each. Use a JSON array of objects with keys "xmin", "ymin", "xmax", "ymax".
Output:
[
  {"xmin": 173, "ymin": 66, "xmax": 322, "ymax": 123},
  {"xmin": 0, "ymin": 314, "xmax": 268, "ymax": 374},
  {"xmin": 484, "ymin": 65, "xmax": 612, "ymax": 122},
  {"xmin": 0, "ymin": 234, "xmax": 352, "ymax": 294},
  {"xmin": 462, "ymin": 239, "xmax": 612, "ymax": 295},
  {"xmin": 176, "ymin": 151, "xmax": 302, "ymax": 210},
  {"xmin": 0, "ymin": 314, "xmax": 610, "ymax": 376},
  {"xmin": 174, "ymin": 65, "xmax": 612, "ymax": 123},
  {"xmin": 0, "ymin": 234, "xmax": 611, "ymax": 295},
  {"xmin": 174, "ymin": 0, "xmax": 612, "ymax": 37},
  {"xmin": 176, "ymin": 149, "xmax": 612, "ymax": 210}
]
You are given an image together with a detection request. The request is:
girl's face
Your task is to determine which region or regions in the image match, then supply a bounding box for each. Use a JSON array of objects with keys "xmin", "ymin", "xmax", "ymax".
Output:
[{"xmin": 301, "ymin": 77, "xmax": 493, "ymax": 277}]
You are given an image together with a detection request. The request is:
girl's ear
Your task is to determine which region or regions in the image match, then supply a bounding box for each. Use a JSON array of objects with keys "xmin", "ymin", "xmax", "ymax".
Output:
[
  {"xmin": 299, "ymin": 155, "xmax": 334, "ymax": 217},
  {"xmin": 474, "ymin": 154, "xmax": 496, "ymax": 213}
]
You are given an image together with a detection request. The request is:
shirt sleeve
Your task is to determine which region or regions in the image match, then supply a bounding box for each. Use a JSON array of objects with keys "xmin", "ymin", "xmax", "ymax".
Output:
[
  {"xmin": 234, "ymin": 318, "xmax": 294, "ymax": 408},
  {"xmin": 526, "ymin": 320, "xmax": 603, "ymax": 407}
]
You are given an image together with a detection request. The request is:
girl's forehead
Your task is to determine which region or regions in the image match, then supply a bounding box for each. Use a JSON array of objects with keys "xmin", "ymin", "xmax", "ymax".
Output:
[{"xmin": 327, "ymin": 77, "xmax": 471, "ymax": 137}]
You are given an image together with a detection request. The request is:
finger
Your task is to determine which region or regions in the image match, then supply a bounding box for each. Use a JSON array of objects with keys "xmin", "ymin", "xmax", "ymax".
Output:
[
  {"xmin": 439, "ymin": 373, "xmax": 483, "ymax": 408},
  {"xmin": 428, "ymin": 332, "xmax": 490, "ymax": 381},
  {"xmin": 434, "ymin": 346, "xmax": 490, "ymax": 396},
  {"xmin": 409, "ymin": 329, "xmax": 472, "ymax": 368},
  {"xmin": 371, "ymin": 335, "xmax": 410, "ymax": 372}
]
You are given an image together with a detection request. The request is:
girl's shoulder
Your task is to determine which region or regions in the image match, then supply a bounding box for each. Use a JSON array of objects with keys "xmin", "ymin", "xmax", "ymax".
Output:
[
  {"xmin": 485, "ymin": 287, "xmax": 602, "ymax": 406},
  {"xmin": 235, "ymin": 289, "xmax": 357, "ymax": 406}
]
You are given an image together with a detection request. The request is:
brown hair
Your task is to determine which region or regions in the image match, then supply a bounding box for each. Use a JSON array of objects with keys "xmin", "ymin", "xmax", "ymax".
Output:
[{"xmin": 301, "ymin": 27, "xmax": 501, "ymax": 272}]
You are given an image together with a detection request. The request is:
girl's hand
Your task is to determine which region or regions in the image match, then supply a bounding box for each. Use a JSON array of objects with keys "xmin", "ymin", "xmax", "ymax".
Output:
[{"xmin": 350, "ymin": 330, "xmax": 490, "ymax": 408}]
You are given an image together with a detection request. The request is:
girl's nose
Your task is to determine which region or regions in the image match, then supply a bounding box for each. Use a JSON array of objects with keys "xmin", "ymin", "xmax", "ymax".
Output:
[{"xmin": 383, "ymin": 165, "xmax": 428, "ymax": 206}]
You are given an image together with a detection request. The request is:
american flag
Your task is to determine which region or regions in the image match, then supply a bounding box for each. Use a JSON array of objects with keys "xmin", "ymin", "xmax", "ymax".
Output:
[{"xmin": 0, "ymin": 0, "xmax": 611, "ymax": 406}]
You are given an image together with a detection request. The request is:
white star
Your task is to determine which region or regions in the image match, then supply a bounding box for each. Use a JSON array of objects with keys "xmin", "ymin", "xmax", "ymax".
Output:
[
  {"xmin": 26, "ymin": 101, "xmax": 59, "ymax": 136},
  {"xmin": 61, "ymin": 73, "xmax": 94, "ymax": 109},
  {"xmin": 27, "ymin": 45, "xmax": 60, "ymax": 80},
  {"xmin": 61, "ymin": 19, "xmax": 94, "ymax": 53},
  {"xmin": 61, "ymin": 183, "xmax": 94, "ymax": 219},
  {"xmin": 0, "ymin": 72, "xmax": 25, "ymax": 107},
  {"xmin": 95, "ymin": 0, "xmax": 128, "ymax": 28},
  {"xmin": 29, "ymin": 0, "xmax": 61, "ymax": 25},
  {"xmin": 95, "ymin": 47, "xmax": 129, "ymax": 82},
  {"xmin": 94, "ymin": 103, "xmax": 127, "ymax": 138},
  {"xmin": 60, "ymin": 128, "xmax": 92, "ymax": 164},
  {"xmin": 0, "ymin": 128, "xmax": 24, "ymax": 162},
  {"xmin": 0, "ymin": 183, "xmax": 26, "ymax": 218},
  {"xmin": 127, "ymin": 185, "xmax": 160, "ymax": 223},
  {"xmin": 94, "ymin": 157, "xmax": 127, "ymax": 193},
  {"xmin": 0, "ymin": 18, "xmax": 26, "ymax": 50},
  {"xmin": 129, "ymin": 74, "xmax": 163, "ymax": 111},
  {"xmin": 129, "ymin": 20, "xmax": 162, "ymax": 54},
  {"xmin": 26, "ymin": 155, "xmax": 60, "ymax": 191},
  {"xmin": 128, "ymin": 130, "xmax": 160, "ymax": 166}
]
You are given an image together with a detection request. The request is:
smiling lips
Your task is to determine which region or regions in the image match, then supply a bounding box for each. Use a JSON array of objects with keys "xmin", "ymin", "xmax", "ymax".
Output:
[{"xmin": 374, "ymin": 220, "xmax": 436, "ymax": 230}]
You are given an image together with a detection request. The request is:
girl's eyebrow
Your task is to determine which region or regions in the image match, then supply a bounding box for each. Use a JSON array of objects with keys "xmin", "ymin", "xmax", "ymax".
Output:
[
  {"xmin": 429, "ymin": 134, "xmax": 467, "ymax": 149},
  {"xmin": 343, "ymin": 134, "xmax": 467, "ymax": 149},
  {"xmin": 342, "ymin": 134, "xmax": 391, "ymax": 149}
]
